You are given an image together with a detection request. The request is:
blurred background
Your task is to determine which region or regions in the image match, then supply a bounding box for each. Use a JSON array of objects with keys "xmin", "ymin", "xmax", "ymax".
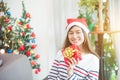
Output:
[{"xmin": 1, "ymin": 0, "xmax": 120, "ymax": 80}]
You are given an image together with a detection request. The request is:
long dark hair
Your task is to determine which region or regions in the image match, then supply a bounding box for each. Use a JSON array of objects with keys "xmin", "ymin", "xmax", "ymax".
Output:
[{"xmin": 62, "ymin": 26, "xmax": 99, "ymax": 58}]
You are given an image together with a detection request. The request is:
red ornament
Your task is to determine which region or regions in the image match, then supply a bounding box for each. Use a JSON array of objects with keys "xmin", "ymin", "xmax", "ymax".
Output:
[
  {"xmin": 37, "ymin": 68, "xmax": 41, "ymax": 72},
  {"xmin": 26, "ymin": 13, "xmax": 31, "ymax": 18},
  {"xmin": 21, "ymin": 32, "xmax": 24, "ymax": 36},
  {"xmin": 25, "ymin": 50, "xmax": 31, "ymax": 57},
  {"xmin": 18, "ymin": 22, "xmax": 23, "ymax": 25},
  {"xmin": 31, "ymin": 32, "xmax": 35, "ymax": 38},
  {"xmin": 4, "ymin": 18, "xmax": 9, "ymax": 23},
  {"xmin": 8, "ymin": 26, "xmax": 12, "ymax": 31},
  {"xmin": 31, "ymin": 44, "xmax": 37, "ymax": 49},
  {"xmin": 30, "ymin": 60, "xmax": 36, "ymax": 66},
  {"xmin": 35, "ymin": 54, "xmax": 40, "ymax": 59},
  {"xmin": 19, "ymin": 45, "xmax": 25, "ymax": 51},
  {"xmin": 26, "ymin": 24, "xmax": 30, "ymax": 29},
  {"xmin": 35, "ymin": 68, "xmax": 41, "ymax": 74},
  {"xmin": 35, "ymin": 69, "xmax": 39, "ymax": 74}
]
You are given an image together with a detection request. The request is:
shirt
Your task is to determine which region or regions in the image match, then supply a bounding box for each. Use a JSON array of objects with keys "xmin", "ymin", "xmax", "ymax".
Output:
[{"xmin": 48, "ymin": 50, "xmax": 99, "ymax": 80}]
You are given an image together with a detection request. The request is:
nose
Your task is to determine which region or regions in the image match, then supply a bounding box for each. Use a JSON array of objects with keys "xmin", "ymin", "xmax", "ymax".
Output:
[{"xmin": 72, "ymin": 33, "xmax": 77, "ymax": 38}]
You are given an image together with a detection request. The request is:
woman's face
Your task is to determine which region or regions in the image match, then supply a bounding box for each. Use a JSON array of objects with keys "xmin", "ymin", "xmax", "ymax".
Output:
[{"xmin": 68, "ymin": 26, "xmax": 84, "ymax": 46}]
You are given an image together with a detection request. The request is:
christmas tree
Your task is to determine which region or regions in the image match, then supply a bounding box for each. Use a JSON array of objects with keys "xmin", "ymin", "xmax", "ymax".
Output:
[
  {"xmin": 0, "ymin": 0, "xmax": 15, "ymax": 53},
  {"xmin": 9, "ymin": 1, "xmax": 41, "ymax": 74}
]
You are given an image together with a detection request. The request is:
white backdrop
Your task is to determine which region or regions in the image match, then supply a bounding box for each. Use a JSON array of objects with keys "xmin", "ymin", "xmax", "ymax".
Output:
[{"xmin": 5, "ymin": 0, "xmax": 79, "ymax": 79}]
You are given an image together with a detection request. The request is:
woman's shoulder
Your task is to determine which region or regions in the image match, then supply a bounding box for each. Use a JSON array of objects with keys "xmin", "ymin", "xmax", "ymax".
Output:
[
  {"xmin": 56, "ymin": 49, "xmax": 63, "ymax": 55},
  {"xmin": 83, "ymin": 53, "xmax": 99, "ymax": 61},
  {"xmin": 55, "ymin": 49, "xmax": 63, "ymax": 59}
]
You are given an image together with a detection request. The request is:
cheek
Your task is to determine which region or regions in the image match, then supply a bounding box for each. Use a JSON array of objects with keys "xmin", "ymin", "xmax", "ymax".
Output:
[
  {"xmin": 68, "ymin": 35, "xmax": 72, "ymax": 41},
  {"xmin": 68, "ymin": 35, "xmax": 74, "ymax": 43},
  {"xmin": 80, "ymin": 34, "xmax": 85, "ymax": 41}
]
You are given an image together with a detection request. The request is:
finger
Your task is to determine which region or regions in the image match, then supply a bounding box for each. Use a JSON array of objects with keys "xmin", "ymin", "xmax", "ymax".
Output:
[
  {"xmin": 71, "ymin": 57, "xmax": 78, "ymax": 64},
  {"xmin": 71, "ymin": 57, "xmax": 76, "ymax": 64},
  {"xmin": 69, "ymin": 58, "xmax": 74, "ymax": 65},
  {"xmin": 67, "ymin": 59, "xmax": 71, "ymax": 66}
]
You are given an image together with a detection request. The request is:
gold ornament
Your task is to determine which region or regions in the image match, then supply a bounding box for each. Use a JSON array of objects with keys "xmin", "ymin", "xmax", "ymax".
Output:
[
  {"xmin": 16, "ymin": 19, "xmax": 20, "ymax": 24},
  {"xmin": 18, "ymin": 40, "xmax": 22, "ymax": 44},
  {"xmin": 23, "ymin": 25, "xmax": 26, "ymax": 29},
  {"xmin": 30, "ymin": 50, "xmax": 34, "ymax": 54},
  {"xmin": 7, "ymin": 30, "xmax": 10, "ymax": 32}
]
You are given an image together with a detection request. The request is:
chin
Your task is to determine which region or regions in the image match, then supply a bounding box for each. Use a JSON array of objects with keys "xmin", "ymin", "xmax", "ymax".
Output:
[{"xmin": 71, "ymin": 43, "xmax": 79, "ymax": 46}]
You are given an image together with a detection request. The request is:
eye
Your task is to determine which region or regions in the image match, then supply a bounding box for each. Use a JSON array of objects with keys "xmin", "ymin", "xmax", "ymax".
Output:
[
  {"xmin": 68, "ymin": 32, "xmax": 73, "ymax": 35},
  {"xmin": 68, "ymin": 31, "xmax": 74, "ymax": 35},
  {"xmin": 76, "ymin": 31, "xmax": 81, "ymax": 34}
]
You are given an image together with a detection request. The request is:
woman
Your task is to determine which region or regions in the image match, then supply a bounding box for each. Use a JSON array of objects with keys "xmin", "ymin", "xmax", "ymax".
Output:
[{"xmin": 48, "ymin": 18, "xmax": 99, "ymax": 80}]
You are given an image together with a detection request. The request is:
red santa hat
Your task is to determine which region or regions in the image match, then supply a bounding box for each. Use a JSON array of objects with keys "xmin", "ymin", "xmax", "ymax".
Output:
[{"xmin": 66, "ymin": 18, "xmax": 89, "ymax": 34}]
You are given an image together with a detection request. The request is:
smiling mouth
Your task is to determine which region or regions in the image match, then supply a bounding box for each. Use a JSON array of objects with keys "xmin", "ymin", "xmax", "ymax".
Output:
[{"xmin": 72, "ymin": 41, "xmax": 78, "ymax": 43}]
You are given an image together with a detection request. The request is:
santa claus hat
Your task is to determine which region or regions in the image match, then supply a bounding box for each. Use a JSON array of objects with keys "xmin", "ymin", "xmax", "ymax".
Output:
[{"xmin": 66, "ymin": 18, "xmax": 89, "ymax": 34}]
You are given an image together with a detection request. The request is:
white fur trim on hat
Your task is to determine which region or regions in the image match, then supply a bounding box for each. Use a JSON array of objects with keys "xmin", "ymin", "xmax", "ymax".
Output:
[{"xmin": 66, "ymin": 22, "xmax": 89, "ymax": 34}]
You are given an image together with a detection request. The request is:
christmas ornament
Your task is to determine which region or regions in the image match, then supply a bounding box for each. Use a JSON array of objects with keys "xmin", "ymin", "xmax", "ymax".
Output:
[
  {"xmin": 26, "ymin": 13, "xmax": 31, "ymax": 18},
  {"xmin": 19, "ymin": 45, "xmax": 25, "ymax": 51},
  {"xmin": 6, "ymin": 11, "xmax": 11, "ymax": 16},
  {"xmin": 31, "ymin": 44, "xmax": 36, "ymax": 49},
  {"xmin": 32, "ymin": 39, "xmax": 35, "ymax": 43},
  {"xmin": 26, "ymin": 24, "xmax": 30, "ymax": 29},
  {"xmin": 35, "ymin": 54, "xmax": 40, "ymax": 59},
  {"xmin": 27, "ymin": 39, "xmax": 30, "ymax": 43},
  {"xmin": 4, "ymin": 18, "xmax": 9, "ymax": 23},
  {"xmin": 25, "ymin": 50, "xmax": 31, "ymax": 57},
  {"xmin": 23, "ymin": 25, "xmax": 26, "ymax": 29},
  {"xmin": 8, "ymin": 26, "xmax": 12, "ymax": 31},
  {"xmin": 19, "ymin": 18, "xmax": 25, "ymax": 22},
  {"xmin": 31, "ymin": 32, "xmax": 35, "ymax": 38},
  {"xmin": 18, "ymin": 21, "xmax": 23, "ymax": 25},
  {"xmin": 30, "ymin": 60, "xmax": 36, "ymax": 66},
  {"xmin": 35, "ymin": 68, "xmax": 41, "ymax": 74},
  {"xmin": 37, "ymin": 68, "xmax": 41, "ymax": 72},
  {"xmin": 35, "ymin": 69, "xmax": 39, "ymax": 74},
  {"xmin": 7, "ymin": 49, "xmax": 13, "ymax": 53},
  {"xmin": 18, "ymin": 40, "xmax": 23, "ymax": 44},
  {"xmin": 30, "ymin": 50, "xmax": 34, "ymax": 54},
  {"xmin": 21, "ymin": 32, "xmax": 24, "ymax": 36}
]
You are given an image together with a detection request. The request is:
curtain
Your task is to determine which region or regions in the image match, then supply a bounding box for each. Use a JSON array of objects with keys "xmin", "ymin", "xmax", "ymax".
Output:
[
  {"xmin": 53, "ymin": 0, "xmax": 80, "ymax": 51},
  {"xmin": 109, "ymin": 0, "xmax": 120, "ymax": 79},
  {"xmin": 48, "ymin": 0, "xmax": 80, "ymax": 78},
  {"xmin": 47, "ymin": 0, "xmax": 80, "ymax": 78}
]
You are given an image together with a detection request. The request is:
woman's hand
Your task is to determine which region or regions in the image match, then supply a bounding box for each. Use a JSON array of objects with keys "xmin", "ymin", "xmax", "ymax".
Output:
[{"xmin": 67, "ymin": 57, "xmax": 78, "ymax": 76}]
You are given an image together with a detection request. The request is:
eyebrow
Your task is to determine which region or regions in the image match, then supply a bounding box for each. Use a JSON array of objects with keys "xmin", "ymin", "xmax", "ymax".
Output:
[{"xmin": 69, "ymin": 29, "xmax": 81, "ymax": 32}]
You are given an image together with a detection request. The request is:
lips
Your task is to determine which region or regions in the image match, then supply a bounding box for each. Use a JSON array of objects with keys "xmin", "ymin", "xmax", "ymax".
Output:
[{"xmin": 72, "ymin": 40, "xmax": 79, "ymax": 43}]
